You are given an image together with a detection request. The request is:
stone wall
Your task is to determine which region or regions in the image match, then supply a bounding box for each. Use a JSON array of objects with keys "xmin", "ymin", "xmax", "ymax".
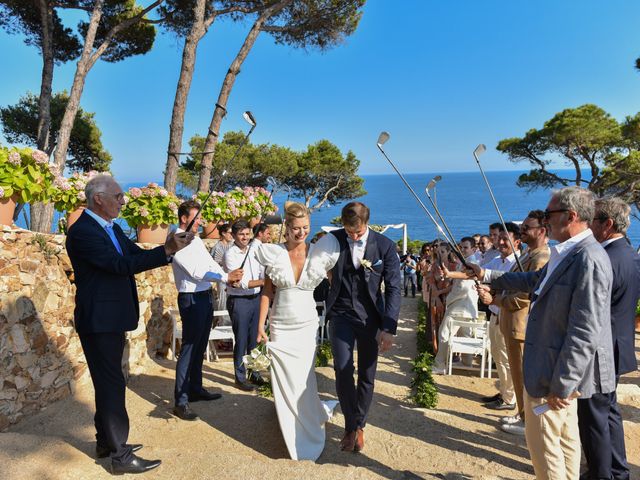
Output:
[{"xmin": 0, "ymin": 226, "xmax": 188, "ymax": 431}]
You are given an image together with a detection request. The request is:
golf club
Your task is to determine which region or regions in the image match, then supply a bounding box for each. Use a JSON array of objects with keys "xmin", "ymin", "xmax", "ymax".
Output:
[
  {"xmin": 278, "ymin": 183, "xmax": 293, "ymax": 241},
  {"xmin": 472, "ymin": 144, "xmax": 523, "ymax": 271},
  {"xmin": 185, "ymin": 111, "xmax": 257, "ymax": 233},
  {"xmin": 376, "ymin": 132, "xmax": 473, "ymax": 272},
  {"xmin": 239, "ymin": 177, "xmax": 278, "ymax": 269},
  {"xmin": 424, "ymin": 176, "xmax": 467, "ymax": 262}
]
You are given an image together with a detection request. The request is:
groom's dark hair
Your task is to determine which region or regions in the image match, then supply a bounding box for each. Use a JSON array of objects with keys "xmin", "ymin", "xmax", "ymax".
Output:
[{"xmin": 341, "ymin": 202, "xmax": 370, "ymax": 227}]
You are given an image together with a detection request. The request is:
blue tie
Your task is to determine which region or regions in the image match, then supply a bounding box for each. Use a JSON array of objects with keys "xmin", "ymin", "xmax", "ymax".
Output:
[
  {"xmin": 105, "ymin": 225, "xmax": 123, "ymax": 255},
  {"xmin": 347, "ymin": 238, "xmax": 363, "ymax": 247}
]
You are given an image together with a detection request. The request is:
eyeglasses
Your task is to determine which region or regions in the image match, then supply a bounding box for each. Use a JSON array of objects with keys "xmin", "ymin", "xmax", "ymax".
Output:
[
  {"xmin": 543, "ymin": 209, "xmax": 570, "ymax": 220},
  {"xmin": 97, "ymin": 192, "xmax": 125, "ymax": 201},
  {"xmin": 520, "ymin": 224, "xmax": 543, "ymax": 232}
]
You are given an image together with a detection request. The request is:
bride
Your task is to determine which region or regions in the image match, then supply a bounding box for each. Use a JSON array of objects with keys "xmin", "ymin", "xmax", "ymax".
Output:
[{"xmin": 255, "ymin": 201, "xmax": 339, "ymax": 461}]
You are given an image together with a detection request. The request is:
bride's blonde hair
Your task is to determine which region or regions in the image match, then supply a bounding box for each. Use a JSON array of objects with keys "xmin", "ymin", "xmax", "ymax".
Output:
[{"xmin": 284, "ymin": 201, "xmax": 309, "ymax": 226}]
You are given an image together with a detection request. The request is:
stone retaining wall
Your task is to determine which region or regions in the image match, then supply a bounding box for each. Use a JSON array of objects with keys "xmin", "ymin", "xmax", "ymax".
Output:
[{"xmin": 0, "ymin": 226, "xmax": 201, "ymax": 431}]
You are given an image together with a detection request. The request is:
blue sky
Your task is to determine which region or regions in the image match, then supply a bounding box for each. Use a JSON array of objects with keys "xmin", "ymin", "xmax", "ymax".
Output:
[{"xmin": 2, "ymin": 0, "xmax": 640, "ymax": 182}]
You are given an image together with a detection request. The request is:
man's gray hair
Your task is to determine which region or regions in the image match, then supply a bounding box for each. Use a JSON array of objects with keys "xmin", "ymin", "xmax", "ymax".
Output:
[
  {"xmin": 595, "ymin": 197, "xmax": 631, "ymax": 234},
  {"xmin": 86, "ymin": 174, "xmax": 116, "ymax": 209},
  {"xmin": 552, "ymin": 186, "xmax": 595, "ymax": 223}
]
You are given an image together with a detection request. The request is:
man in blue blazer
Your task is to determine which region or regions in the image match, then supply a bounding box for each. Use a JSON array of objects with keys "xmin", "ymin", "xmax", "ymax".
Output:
[
  {"xmin": 66, "ymin": 174, "xmax": 192, "ymax": 475},
  {"xmin": 579, "ymin": 197, "xmax": 640, "ymax": 480},
  {"xmin": 322, "ymin": 202, "xmax": 401, "ymax": 453}
]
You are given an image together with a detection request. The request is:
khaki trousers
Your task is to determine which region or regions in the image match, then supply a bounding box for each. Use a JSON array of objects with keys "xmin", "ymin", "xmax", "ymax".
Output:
[
  {"xmin": 524, "ymin": 390, "xmax": 580, "ymax": 480},
  {"xmin": 489, "ymin": 314, "xmax": 514, "ymax": 404},
  {"xmin": 505, "ymin": 336, "xmax": 525, "ymax": 417}
]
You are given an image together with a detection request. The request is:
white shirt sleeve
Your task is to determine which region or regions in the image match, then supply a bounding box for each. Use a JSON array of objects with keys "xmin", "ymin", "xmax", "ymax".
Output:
[{"xmin": 173, "ymin": 239, "xmax": 228, "ymax": 283}]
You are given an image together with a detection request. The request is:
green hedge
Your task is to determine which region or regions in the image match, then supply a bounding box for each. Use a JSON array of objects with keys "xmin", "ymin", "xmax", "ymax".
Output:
[{"xmin": 410, "ymin": 299, "xmax": 438, "ymax": 408}]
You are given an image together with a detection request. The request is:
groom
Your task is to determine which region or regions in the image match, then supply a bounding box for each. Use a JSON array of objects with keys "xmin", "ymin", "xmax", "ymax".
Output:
[{"xmin": 324, "ymin": 201, "xmax": 401, "ymax": 452}]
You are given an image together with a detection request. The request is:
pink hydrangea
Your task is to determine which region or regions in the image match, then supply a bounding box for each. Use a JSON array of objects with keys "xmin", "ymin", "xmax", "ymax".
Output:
[
  {"xmin": 0, "ymin": 187, "xmax": 4, "ymax": 198},
  {"xmin": 31, "ymin": 149, "xmax": 49, "ymax": 164},
  {"xmin": 48, "ymin": 164, "xmax": 59, "ymax": 175},
  {"xmin": 7, "ymin": 151, "xmax": 20, "ymax": 165},
  {"xmin": 140, "ymin": 207, "xmax": 149, "ymax": 217},
  {"xmin": 159, "ymin": 188, "xmax": 168, "ymax": 197},
  {"xmin": 214, "ymin": 207, "xmax": 222, "ymax": 215},
  {"xmin": 130, "ymin": 187, "xmax": 142, "ymax": 198},
  {"xmin": 123, "ymin": 195, "xmax": 129, "ymax": 204},
  {"xmin": 169, "ymin": 203, "xmax": 178, "ymax": 213},
  {"xmin": 148, "ymin": 182, "xmax": 158, "ymax": 188},
  {"xmin": 77, "ymin": 191, "xmax": 86, "ymax": 201}
]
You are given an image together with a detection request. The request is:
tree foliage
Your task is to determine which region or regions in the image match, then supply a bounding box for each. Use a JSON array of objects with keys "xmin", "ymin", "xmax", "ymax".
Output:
[
  {"xmin": 497, "ymin": 104, "xmax": 640, "ymax": 210},
  {"xmin": 179, "ymin": 133, "xmax": 365, "ymax": 211},
  {"xmin": 0, "ymin": 92, "xmax": 111, "ymax": 172}
]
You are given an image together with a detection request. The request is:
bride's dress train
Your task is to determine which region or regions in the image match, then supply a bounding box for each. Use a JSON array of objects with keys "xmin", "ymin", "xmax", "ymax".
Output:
[{"xmin": 255, "ymin": 243, "xmax": 339, "ymax": 461}]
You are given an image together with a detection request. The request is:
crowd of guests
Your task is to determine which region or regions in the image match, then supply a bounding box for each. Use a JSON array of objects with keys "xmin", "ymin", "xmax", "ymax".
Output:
[{"xmin": 415, "ymin": 187, "xmax": 639, "ymax": 480}]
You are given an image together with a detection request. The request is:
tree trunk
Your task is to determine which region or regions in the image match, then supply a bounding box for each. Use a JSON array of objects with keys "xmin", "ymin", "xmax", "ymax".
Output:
[
  {"xmin": 28, "ymin": 0, "xmax": 56, "ymax": 232},
  {"xmin": 197, "ymin": 0, "xmax": 293, "ymax": 192},
  {"xmin": 164, "ymin": 0, "xmax": 213, "ymax": 193},
  {"xmin": 52, "ymin": 0, "xmax": 104, "ymax": 172}
]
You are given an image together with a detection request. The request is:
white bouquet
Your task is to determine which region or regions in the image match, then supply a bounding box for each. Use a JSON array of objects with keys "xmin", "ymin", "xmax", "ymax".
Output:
[{"xmin": 242, "ymin": 346, "xmax": 271, "ymax": 372}]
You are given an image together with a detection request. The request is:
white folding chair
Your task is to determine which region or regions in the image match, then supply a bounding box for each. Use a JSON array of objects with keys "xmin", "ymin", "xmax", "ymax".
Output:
[
  {"xmin": 207, "ymin": 310, "xmax": 235, "ymax": 361},
  {"xmin": 446, "ymin": 316, "xmax": 492, "ymax": 378},
  {"xmin": 316, "ymin": 301, "xmax": 327, "ymax": 343}
]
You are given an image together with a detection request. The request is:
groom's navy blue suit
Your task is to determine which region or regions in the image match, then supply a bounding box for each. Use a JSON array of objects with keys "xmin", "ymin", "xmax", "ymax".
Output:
[{"xmin": 326, "ymin": 228, "xmax": 401, "ymax": 432}]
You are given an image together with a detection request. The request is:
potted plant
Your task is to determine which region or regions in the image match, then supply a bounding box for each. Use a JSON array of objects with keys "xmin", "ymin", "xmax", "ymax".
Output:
[
  {"xmin": 0, "ymin": 146, "xmax": 58, "ymax": 226},
  {"xmin": 196, "ymin": 191, "xmax": 231, "ymax": 239},
  {"xmin": 52, "ymin": 170, "xmax": 108, "ymax": 231},
  {"xmin": 120, "ymin": 182, "xmax": 179, "ymax": 243}
]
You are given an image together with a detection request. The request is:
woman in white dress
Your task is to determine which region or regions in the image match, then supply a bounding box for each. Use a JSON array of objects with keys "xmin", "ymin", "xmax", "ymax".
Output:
[{"xmin": 255, "ymin": 202, "xmax": 339, "ymax": 461}]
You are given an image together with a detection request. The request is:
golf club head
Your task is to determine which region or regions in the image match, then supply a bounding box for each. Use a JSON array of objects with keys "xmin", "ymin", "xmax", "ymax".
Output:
[
  {"xmin": 266, "ymin": 176, "xmax": 278, "ymax": 189},
  {"xmin": 243, "ymin": 111, "xmax": 257, "ymax": 127},
  {"xmin": 377, "ymin": 131, "xmax": 390, "ymax": 147},
  {"xmin": 473, "ymin": 144, "xmax": 487, "ymax": 158},
  {"xmin": 426, "ymin": 175, "xmax": 442, "ymax": 191}
]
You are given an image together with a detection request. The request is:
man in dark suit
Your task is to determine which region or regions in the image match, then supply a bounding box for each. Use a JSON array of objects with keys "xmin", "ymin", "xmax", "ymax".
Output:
[
  {"xmin": 321, "ymin": 202, "xmax": 401, "ymax": 453},
  {"xmin": 66, "ymin": 174, "xmax": 192, "ymax": 475},
  {"xmin": 579, "ymin": 197, "xmax": 640, "ymax": 480}
]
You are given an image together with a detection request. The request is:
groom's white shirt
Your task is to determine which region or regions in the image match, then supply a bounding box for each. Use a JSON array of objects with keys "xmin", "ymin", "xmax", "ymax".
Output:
[{"xmin": 349, "ymin": 227, "xmax": 370, "ymax": 269}]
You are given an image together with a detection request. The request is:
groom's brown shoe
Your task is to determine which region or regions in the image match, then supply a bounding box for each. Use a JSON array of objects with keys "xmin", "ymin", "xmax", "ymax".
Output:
[
  {"xmin": 340, "ymin": 431, "xmax": 357, "ymax": 452},
  {"xmin": 354, "ymin": 428, "xmax": 365, "ymax": 452}
]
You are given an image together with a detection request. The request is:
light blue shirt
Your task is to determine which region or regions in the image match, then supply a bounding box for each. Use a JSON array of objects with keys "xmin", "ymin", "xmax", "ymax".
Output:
[{"xmin": 85, "ymin": 208, "xmax": 122, "ymax": 255}]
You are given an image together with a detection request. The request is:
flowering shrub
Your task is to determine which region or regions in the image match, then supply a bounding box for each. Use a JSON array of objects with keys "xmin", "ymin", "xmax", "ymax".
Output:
[
  {"xmin": 196, "ymin": 186, "xmax": 277, "ymax": 223},
  {"xmin": 0, "ymin": 146, "xmax": 58, "ymax": 202},
  {"xmin": 119, "ymin": 182, "xmax": 179, "ymax": 227},
  {"xmin": 52, "ymin": 170, "xmax": 108, "ymax": 212}
]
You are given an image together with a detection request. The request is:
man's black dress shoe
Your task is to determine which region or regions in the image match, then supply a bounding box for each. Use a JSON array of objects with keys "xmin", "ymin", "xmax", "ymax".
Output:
[
  {"xmin": 235, "ymin": 380, "xmax": 256, "ymax": 391},
  {"xmin": 249, "ymin": 373, "xmax": 266, "ymax": 386},
  {"xmin": 189, "ymin": 389, "xmax": 222, "ymax": 402},
  {"xmin": 96, "ymin": 443, "xmax": 142, "ymax": 459},
  {"xmin": 480, "ymin": 392, "xmax": 501, "ymax": 403},
  {"xmin": 110, "ymin": 455, "xmax": 161, "ymax": 475},
  {"xmin": 172, "ymin": 404, "xmax": 198, "ymax": 421}
]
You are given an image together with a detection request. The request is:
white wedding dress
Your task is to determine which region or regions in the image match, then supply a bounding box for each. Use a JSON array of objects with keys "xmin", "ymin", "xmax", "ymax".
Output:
[{"xmin": 255, "ymin": 242, "xmax": 339, "ymax": 461}]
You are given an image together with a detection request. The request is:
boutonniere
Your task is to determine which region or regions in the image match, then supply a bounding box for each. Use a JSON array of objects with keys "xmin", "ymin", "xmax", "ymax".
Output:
[{"xmin": 361, "ymin": 259, "xmax": 373, "ymax": 271}]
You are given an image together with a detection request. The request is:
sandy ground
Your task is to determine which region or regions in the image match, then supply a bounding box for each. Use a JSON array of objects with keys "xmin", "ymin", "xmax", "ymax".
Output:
[{"xmin": 1, "ymin": 297, "xmax": 639, "ymax": 480}]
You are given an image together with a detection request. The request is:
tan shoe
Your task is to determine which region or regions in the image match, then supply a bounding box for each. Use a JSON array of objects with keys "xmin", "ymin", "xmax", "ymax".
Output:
[
  {"xmin": 339, "ymin": 431, "xmax": 357, "ymax": 452},
  {"xmin": 354, "ymin": 428, "xmax": 364, "ymax": 452}
]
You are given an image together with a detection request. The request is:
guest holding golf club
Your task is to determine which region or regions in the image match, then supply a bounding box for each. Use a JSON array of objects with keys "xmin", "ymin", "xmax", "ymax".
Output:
[
  {"xmin": 66, "ymin": 174, "xmax": 193, "ymax": 475},
  {"xmin": 224, "ymin": 219, "xmax": 266, "ymax": 391},
  {"xmin": 170, "ymin": 201, "xmax": 243, "ymax": 421}
]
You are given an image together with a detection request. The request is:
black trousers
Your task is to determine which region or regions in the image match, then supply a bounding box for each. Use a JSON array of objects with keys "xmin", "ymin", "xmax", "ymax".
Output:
[
  {"xmin": 577, "ymin": 384, "xmax": 629, "ymax": 480},
  {"xmin": 330, "ymin": 315, "xmax": 379, "ymax": 432},
  {"xmin": 227, "ymin": 294, "xmax": 260, "ymax": 382},
  {"xmin": 174, "ymin": 290, "xmax": 213, "ymax": 406},
  {"xmin": 79, "ymin": 332, "xmax": 133, "ymax": 465}
]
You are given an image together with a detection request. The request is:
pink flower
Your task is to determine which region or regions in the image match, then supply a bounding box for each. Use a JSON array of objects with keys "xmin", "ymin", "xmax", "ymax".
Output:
[
  {"xmin": 140, "ymin": 207, "xmax": 149, "ymax": 217},
  {"xmin": 130, "ymin": 187, "xmax": 142, "ymax": 198},
  {"xmin": 123, "ymin": 195, "xmax": 129, "ymax": 204},
  {"xmin": 31, "ymin": 149, "xmax": 49, "ymax": 164},
  {"xmin": 0, "ymin": 187, "xmax": 4, "ymax": 198},
  {"xmin": 169, "ymin": 202, "xmax": 178, "ymax": 212},
  {"xmin": 148, "ymin": 182, "xmax": 158, "ymax": 188},
  {"xmin": 8, "ymin": 151, "xmax": 20, "ymax": 165},
  {"xmin": 214, "ymin": 207, "xmax": 221, "ymax": 215},
  {"xmin": 77, "ymin": 191, "xmax": 86, "ymax": 201},
  {"xmin": 159, "ymin": 188, "xmax": 168, "ymax": 197},
  {"xmin": 48, "ymin": 164, "xmax": 59, "ymax": 175}
]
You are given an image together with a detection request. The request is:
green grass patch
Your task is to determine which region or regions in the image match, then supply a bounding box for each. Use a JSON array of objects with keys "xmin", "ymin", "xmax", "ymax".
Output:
[
  {"xmin": 411, "ymin": 298, "xmax": 438, "ymax": 408},
  {"xmin": 257, "ymin": 380, "xmax": 273, "ymax": 398}
]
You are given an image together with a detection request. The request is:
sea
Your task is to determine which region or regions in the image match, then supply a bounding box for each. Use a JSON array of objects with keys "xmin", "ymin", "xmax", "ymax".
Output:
[{"xmin": 17, "ymin": 171, "xmax": 640, "ymax": 248}]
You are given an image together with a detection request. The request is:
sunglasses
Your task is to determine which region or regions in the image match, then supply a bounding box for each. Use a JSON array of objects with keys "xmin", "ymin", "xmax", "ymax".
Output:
[
  {"xmin": 520, "ymin": 224, "xmax": 543, "ymax": 232},
  {"xmin": 543, "ymin": 209, "xmax": 570, "ymax": 220}
]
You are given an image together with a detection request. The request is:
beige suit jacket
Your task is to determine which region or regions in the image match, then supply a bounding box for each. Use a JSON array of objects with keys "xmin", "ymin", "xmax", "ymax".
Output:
[{"xmin": 494, "ymin": 245, "xmax": 550, "ymax": 341}]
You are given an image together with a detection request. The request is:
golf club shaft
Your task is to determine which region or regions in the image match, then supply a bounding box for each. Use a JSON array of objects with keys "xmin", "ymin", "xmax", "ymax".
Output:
[
  {"xmin": 185, "ymin": 123, "xmax": 256, "ymax": 233},
  {"xmin": 376, "ymin": 146, "xmax": 472, "ymax": 270},
  {"xmin": 473, "ymin": 152, "xmax": 524, "ymax": 272},
  {"xmin": 424, "ymin": 189, "xmax": 466, "ymax": 262}
]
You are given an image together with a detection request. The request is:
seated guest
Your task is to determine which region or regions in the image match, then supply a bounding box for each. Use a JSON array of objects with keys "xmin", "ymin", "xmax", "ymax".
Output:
[{"xmin": 170, "ymin": 201, "xmax": 244, "ymax": 421}]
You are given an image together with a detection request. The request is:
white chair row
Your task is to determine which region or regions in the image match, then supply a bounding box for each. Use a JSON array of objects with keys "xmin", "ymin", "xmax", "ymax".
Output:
[
  {"xmin": 170, "ymin": 309, "xmax": 234, "ymax": 362},
  {"xmin": 445, "ymin": 313, "xmax": 492, "ymax": 378}
]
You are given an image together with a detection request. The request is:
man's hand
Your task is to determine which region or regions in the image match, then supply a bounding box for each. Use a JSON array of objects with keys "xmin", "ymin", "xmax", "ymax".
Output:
[
  {"xmin": 256, "ymin": 328, "xmax": 268, "ymax": 344},
  {"xmin": 378, "ymin": 331, "xmax": 393, "ymax": 353},
  {"xmin": 476, "ymin": 284, "xmax": 493, "ymax": 305},
  {"xmin": 546, "ymin": 391, "xmax": 580, "ymax": 411},
  {"xmin": 228, "ymin": 269, "xmax": 243, "ymax": 283},
  {"xmin": 465, "ymin": 263, "xmax": 484, "ymax": 280},
  {"xmin": 164, "ymin": 231, "xmax": 194, "ymax": 255}
]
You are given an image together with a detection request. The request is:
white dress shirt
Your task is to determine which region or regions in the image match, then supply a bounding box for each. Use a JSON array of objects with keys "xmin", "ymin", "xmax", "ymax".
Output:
[
  {"xmin": 224, "ymin": 242, "xmax": 264, "ymax": 296},
  {"xmin": 600, "ymin": 236, "xmax": 623, "ymax": 248},
  {"xmin": 483, "ymin": 252, "xmax": 518, "ymax": 316},
  {"xmin": 171, "ymin": 228, "xmax": 228, "ymax": 293},
  {"xmin": 348, "ymin": 227, "xmax": 370, "ymax": 269}
]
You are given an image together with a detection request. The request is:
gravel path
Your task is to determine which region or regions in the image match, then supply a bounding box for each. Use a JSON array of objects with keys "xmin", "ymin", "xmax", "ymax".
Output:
[{"xmin": 2, "ymin": 297, "xmax": 639, "ymax": 479}]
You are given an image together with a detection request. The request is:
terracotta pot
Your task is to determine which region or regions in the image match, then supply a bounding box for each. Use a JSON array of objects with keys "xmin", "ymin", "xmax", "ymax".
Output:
[
  {"xmin": 66, "ymin": 206, "xmax": 86, "ymax": 230},
  {"xmin": 201, "ymin": 222, "xmax": 220, "ymax": 239},
  {"xmin": 136, "ymin": 224, "xmax": 169, "ymax": 244},
  {"xmin": 0, "ymin": 195, "xmax": 17, "ymax": 226}
]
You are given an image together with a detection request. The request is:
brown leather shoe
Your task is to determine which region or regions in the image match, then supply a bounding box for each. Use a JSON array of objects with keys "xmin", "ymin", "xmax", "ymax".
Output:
[
  {"xmin": 339, "ymin": 431, "xmax": 356, "ymax": 451},
  {"xmin": 354, "ymin": 428, "xmax": 364, "ymax": 452}
]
